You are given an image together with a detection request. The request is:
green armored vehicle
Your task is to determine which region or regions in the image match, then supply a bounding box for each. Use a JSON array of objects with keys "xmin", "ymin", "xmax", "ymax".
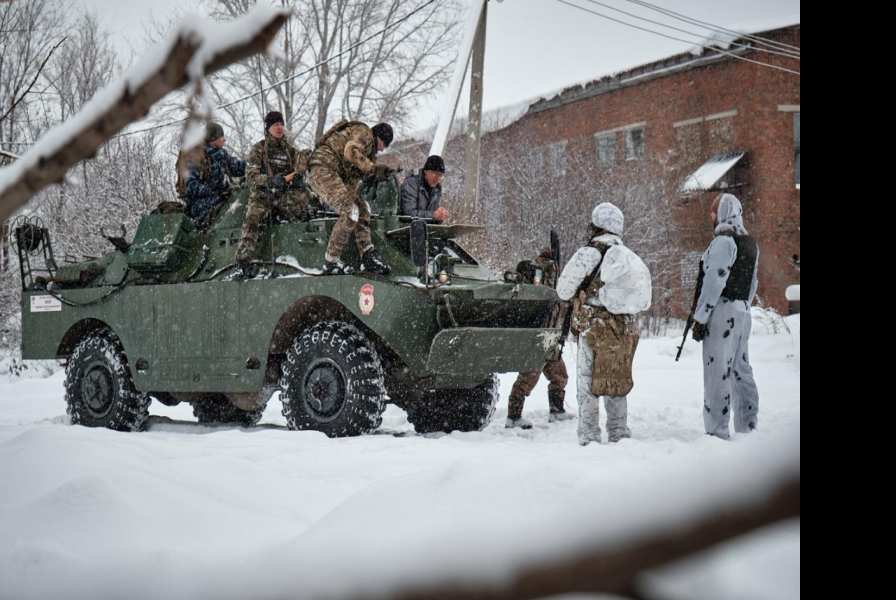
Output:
[{"xmin": 15, "ymin": 175, "xmax": 562, "ymax": 437}]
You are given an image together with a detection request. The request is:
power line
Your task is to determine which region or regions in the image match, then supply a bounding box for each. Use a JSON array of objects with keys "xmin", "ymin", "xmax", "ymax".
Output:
[
  {"xmin": 556, "ymin": 0, "xmax": 800, "ymax": 77},
  {"xmin": 581, "ymin": 0, "xmax": 799, "ymax": 60},
  {"xmin": 621, "ymin": 0, "xmax": 800, "ymax": 54},
  {"xmin": 114, "ymin": 0, "xmax": 441, "ymax": 138}
]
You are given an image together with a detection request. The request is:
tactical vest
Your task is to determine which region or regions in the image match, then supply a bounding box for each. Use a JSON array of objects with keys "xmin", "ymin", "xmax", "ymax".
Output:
[
  {"xmin": 721, "ymin": 234, "xmax": 759, "ymax": 301},
  {"xmin": 313, "ymin": 120, "xmax": 376, "ymax": 176},
  {"xmin": 583, "ymin": 241, "xmax": 613, "ymax": 299}
]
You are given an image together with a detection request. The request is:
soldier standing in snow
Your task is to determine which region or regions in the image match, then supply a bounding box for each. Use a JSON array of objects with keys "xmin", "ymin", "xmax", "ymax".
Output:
[
  {"xmin": 557, "ymin": 204, "xmax": 652, "ymax": 446},
  {"xmin": 691, "ymin": 194, "xmax": 760, "ymax": 439},
  {"xmin": 507, "ymin": 248, "xmax": 571, "ymax": 429}
]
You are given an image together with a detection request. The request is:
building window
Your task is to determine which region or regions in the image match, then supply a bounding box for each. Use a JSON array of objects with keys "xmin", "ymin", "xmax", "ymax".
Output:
[
  {"xmin": 548, "ymin": 142, "xmax": 567, "ymax": 177},
  {"xmin": 794, "ymin": 112, "xmax": 800, "ymax": 188},
  {"xmin": 625, "ymin": 128, "xmax": 645, "ymax": 161},
  {"xmin": 596, "ymin": 134, "xmax": 616, "ymax": 167}
]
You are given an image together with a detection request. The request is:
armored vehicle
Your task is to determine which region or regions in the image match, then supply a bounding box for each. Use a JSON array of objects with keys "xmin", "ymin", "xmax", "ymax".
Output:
[{"xmin": 15, "ymin": 175, "xmax": 561, "ymax": 437}]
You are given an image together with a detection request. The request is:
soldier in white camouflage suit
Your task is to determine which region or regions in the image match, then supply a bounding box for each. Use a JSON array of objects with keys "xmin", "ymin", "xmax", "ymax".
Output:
[
  {"xmin": 558, "ymin": 203, "xmax": 652, "ymax": 446},
  {"xmin": 691, "ymin": 194, "xmax": 760, "ymax": 439}
]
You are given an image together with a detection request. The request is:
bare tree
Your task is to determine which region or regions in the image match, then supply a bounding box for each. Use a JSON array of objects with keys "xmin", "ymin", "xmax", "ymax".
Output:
[
  {"xmin": 196, "ymin": 0, "xmax": 463, "ymax": 150},
  {"xmin": 45, "ymin": 10, "xmax": 120, "ymax": 123},
  {"xmin": 0, "ymin": 0, "xmax": 68, "ymax": 144}
]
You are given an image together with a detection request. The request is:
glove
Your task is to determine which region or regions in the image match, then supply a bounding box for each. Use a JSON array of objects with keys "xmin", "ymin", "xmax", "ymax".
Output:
[
  {"xmin": 692, "ymin": 322, "xmax": 707, "ymax": 342},
  {"xmin": 268, "ymin": 174, "xmax": 287, "ymax": 190},
  {"xmin": 373, "ymin": 164, "xmax": 392, "ymax": 181}
]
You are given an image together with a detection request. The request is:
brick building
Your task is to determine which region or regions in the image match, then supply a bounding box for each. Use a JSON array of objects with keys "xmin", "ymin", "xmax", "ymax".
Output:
[{"xmin": 395, "ymin": 19, "xmax": 800, "ymax": 316}]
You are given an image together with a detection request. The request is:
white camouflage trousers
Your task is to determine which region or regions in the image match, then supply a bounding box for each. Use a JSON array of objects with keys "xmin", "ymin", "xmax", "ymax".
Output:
[
  {"xmin": 577, "ymin": 340, "xmax": 632, "ymax": 445},
  {"xmin": 702, "ymin": 298, "xmax": 759, "ymax": 439}
]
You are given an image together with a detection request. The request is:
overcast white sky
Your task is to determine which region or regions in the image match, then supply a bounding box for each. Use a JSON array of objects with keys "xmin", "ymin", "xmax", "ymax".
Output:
[{"xmin": 76, "ymin": 0, "xmax": 800, "ymax": 131}]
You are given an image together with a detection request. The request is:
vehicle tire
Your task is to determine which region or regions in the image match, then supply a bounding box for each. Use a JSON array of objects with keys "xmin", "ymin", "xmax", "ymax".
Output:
[
  {"xmin": 406, "ymin": 375, "xmax": 499, "ymax": 434},
  {"xmin": 65, "ymin": 332, "xmax": 151, "ymax": 432},
  {"xmin": 280, "ymin": 321, "xmax": 386, "ymax": 438}
]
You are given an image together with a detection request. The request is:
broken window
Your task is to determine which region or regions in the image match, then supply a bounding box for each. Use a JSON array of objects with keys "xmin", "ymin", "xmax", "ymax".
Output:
[{"xmin": 625, "ymin": 128, "xmax": 645, "ymax": 161}]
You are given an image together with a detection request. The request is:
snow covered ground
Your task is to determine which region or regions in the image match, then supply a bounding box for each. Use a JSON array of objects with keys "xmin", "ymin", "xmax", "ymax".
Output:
[{"xmin": 0, "ymin": 322, "xmax": 800, "ymax": 600}]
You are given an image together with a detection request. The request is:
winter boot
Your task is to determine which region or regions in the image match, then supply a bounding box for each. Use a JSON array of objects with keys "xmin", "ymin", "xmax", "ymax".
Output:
[
  {"xmin": 322, "ymin": 260, "xmax": 355, "ymax": 276},
  {"xmin": 506, "ymin": 395, "xmax": 533, "ymax": 430},
  {"xmin": 361, "ymin": 249, "xmax": 392, "ymax": 276}
]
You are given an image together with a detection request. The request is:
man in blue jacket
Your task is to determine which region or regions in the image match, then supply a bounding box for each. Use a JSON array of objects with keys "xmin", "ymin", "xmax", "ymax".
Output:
[{"xmin": 182, "ymin": 122, "xmax": 247, "ymax": 228}]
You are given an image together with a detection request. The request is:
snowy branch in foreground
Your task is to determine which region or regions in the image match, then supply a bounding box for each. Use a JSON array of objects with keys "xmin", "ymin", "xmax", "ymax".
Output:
[
  {"xmin": 342, "ymin": 433, "xmax": 800, "ymax": 600},
  {"xmin": 0, "ymin": 4, "xmax": 289, "ymax": 224},
  {"xmin": 386, "ymin": 476, "xmax": 799, "ymax": 600}
]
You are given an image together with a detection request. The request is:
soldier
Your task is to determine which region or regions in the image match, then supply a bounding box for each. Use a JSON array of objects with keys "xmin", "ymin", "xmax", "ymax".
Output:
[
  {"xmin": 235, "ymin": 111, "xmax": 313, "ymax": 266},
  {"xmin": 180, "ymin": 122, "xmax": 246, "ymax": 228},
  {"xmin": 558, "ymin": 203, "xmax": 652, "ymax": 446},
  {"xmin": 401, "ymin": 155, "xmax": 449, "ymax": 223},
  {"xmin": 691, "ymin": 193, "xmax": 760, "ymax": 440},
  {"xmin": 507, "ymin": 247, "xmax": 571, "ymax": 429},
  {"xmin": 308, "ymin": 120, "xmax": 394, "ymax": 276}
]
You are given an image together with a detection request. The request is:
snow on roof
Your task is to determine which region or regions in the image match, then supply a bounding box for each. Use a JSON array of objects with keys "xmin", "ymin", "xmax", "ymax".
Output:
[
  {"xmin": 786, "ymin": 285, "xmax": 800, "ymax": 302},
  {"xmin": 694, "ymin": 14, "xmax": 801, "ymax": 54},
  {"xmin": 400, "ymin": 16, "xmax": 799, "ymax": 146},
  {"xmin": 681, "ymin": 152, "xmax": 747, "ymax": 193}
]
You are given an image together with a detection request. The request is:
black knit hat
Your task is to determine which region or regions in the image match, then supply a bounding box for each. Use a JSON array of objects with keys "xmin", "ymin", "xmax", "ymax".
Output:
[
  {"xmin": 372, "ymin": 123, "xmax": 394, "ymax": 148},
  {"xmin": 264, "ymin": 111, "xmax": 285, "ymax": 132},
  {"xmin": 206, "ymin": 122, "xmax": 225, "ymax": 143},
  {"xmin": 423, "ymin": 155, "xmax": 445, "ymax": 174}
]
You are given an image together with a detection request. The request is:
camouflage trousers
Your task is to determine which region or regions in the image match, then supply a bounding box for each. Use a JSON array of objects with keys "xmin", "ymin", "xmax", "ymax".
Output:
[
  {"xmin": 237, "ymin": 187, "xmax": 311, "ymax": 261},
  {"xmin": 508, "ymin": 349, "xmax": 569, "ymax": 420},
  {"xmin": 309, "ymin": 166, "xmax": 373, "ymax": 262},
  {"xmin": 577, "ymin": 339, "xmax": 631, "ymax": 445},
  {"xmin": 702, "ymin": 299, "xmax": 759, "ymax": 439}
]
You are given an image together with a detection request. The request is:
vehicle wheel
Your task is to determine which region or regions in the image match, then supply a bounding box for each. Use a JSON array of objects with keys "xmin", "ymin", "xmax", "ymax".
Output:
[
  {"xmin": 406, "ymin": 375, "xmax": 499, "ymax": 434},
  {"xmin": 65, "ymin": 332, "xmax": 150, "ymax": 432},
  {"xmin": 192, "ymin": 395, "xmax": 264, "ymax": 427},
  {"xmin": 280, "ymin": 321, "xmax": 386, "ymax": 438}
]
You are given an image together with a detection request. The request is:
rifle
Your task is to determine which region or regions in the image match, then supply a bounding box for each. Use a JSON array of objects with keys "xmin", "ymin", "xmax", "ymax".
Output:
[
  {"xmin": 676, "ymin": 260, "xmax": 706, "ymax": 362},
  {"xmin": 557, "ymin": 252, "xmax": 605, "ymax": 360},
  {"xmin": 550, "ymin": 230, "xmax": 561, "ymax": 290}
]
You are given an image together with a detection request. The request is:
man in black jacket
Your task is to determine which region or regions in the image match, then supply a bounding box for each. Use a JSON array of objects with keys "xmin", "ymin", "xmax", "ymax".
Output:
[{"xmin": 401, "ymin": 155, "xmax": 448, "ymax": 222}]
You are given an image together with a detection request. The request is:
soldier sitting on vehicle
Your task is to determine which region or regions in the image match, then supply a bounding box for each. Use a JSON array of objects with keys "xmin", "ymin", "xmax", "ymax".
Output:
[
  {"xmin": 179, "ymin": 122, "xmax": 246, "ymax": 228},
  {"xmin": 235, "ymin": 111, "xmax": 313, "ymax": 266},
  {"xmin": 400, "ymin": 155, "xmax": 449, "ymax": 223}
]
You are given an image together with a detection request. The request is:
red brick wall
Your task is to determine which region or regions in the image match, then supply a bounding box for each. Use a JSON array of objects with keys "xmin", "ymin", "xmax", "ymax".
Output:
[{"xmin": 395, "ymin": 26, "xmax": 800, "ymax": 314}]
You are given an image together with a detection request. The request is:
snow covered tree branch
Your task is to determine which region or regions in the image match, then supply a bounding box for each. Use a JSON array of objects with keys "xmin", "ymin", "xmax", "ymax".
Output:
[
  {"xmin": 383, "ymin": 476, "xmax": 799, "ymax": 600},
  {"xmin": 348, "ymin": 443, "xmax": 799, "ymax": 600},
  {"xmin": 0, "ymin": 4, "xmax": 290, "ymax": 225}
]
